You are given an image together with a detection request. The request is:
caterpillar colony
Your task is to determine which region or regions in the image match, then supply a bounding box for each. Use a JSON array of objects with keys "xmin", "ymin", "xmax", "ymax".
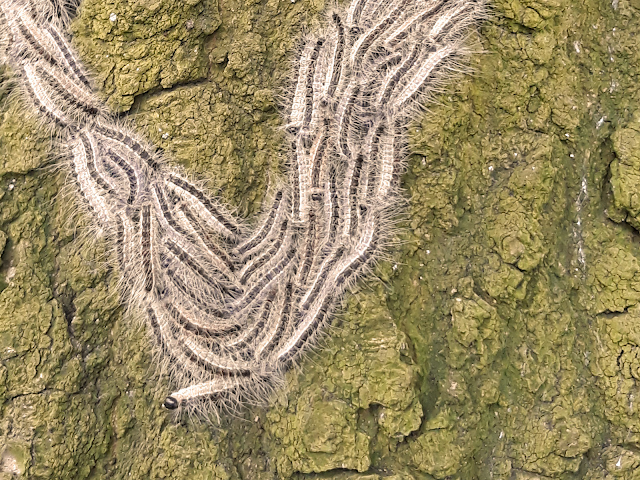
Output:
[{"xmin": 0, "ymin": 0, "xmax": 485, "ymax": 416}]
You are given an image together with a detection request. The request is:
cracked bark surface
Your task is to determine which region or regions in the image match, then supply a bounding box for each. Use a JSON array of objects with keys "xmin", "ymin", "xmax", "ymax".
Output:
[{"xmin": 1, "ymin": 0, "xmax": 640, "ymax": 479}]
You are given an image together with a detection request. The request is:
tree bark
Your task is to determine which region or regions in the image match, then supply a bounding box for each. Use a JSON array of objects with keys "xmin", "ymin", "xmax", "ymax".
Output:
[{"xmin": 0, "ymin": 0, "xmax": 639, "ymax": 478}]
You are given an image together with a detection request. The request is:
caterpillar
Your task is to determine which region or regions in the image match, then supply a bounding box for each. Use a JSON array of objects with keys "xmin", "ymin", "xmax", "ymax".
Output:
[{"xmin": 0, "ymin": 0, "xmax": 486, "ymax": 417}]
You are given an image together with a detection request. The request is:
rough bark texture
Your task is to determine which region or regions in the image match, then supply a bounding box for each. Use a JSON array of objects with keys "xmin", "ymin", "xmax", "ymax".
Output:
[{"xmin": 0, "ymin": 0, "xmax": 639, "ymax": 478}]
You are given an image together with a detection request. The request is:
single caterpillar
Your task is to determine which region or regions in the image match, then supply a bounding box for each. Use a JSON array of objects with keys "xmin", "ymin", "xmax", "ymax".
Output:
[{"xmin": 0, "ymin": 0, "xmax": 486, "ymax": 416}]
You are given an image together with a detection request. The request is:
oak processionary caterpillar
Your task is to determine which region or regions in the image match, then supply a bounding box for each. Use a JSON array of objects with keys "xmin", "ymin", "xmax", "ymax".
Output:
[{"xmin": 0, "ymin": 0, "xmax": 486, "ymax": 417}]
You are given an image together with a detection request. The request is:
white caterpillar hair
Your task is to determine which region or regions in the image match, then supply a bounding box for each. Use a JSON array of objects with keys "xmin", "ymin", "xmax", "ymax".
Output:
[{"xmin": 0, "ymin": 0, "xmax": 486, "ymax": 418}]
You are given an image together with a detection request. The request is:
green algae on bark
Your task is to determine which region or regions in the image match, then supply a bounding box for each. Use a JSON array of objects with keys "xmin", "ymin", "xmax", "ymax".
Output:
[
  {"xmin": 264, "ymin": 296, "xmax": 422, "ymax": 477},
  {"xmin": 3, "ymin": 0, "xmax": 640, "ymax": 478},
  {"xmin": 71, "ymin": 0, "xmax": 221, "ymax": 112}
]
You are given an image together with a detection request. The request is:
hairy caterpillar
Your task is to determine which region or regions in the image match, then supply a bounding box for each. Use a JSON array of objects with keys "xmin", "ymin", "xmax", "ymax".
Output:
[{"xmin": 0, "ymin": 0, "xmax": 485, "ymax": 417}]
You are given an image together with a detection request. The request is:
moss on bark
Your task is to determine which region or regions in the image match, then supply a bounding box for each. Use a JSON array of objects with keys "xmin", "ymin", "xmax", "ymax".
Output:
[{"xmin": 2, "ymin": 0, "xmax": 640, "ymax": 478}]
